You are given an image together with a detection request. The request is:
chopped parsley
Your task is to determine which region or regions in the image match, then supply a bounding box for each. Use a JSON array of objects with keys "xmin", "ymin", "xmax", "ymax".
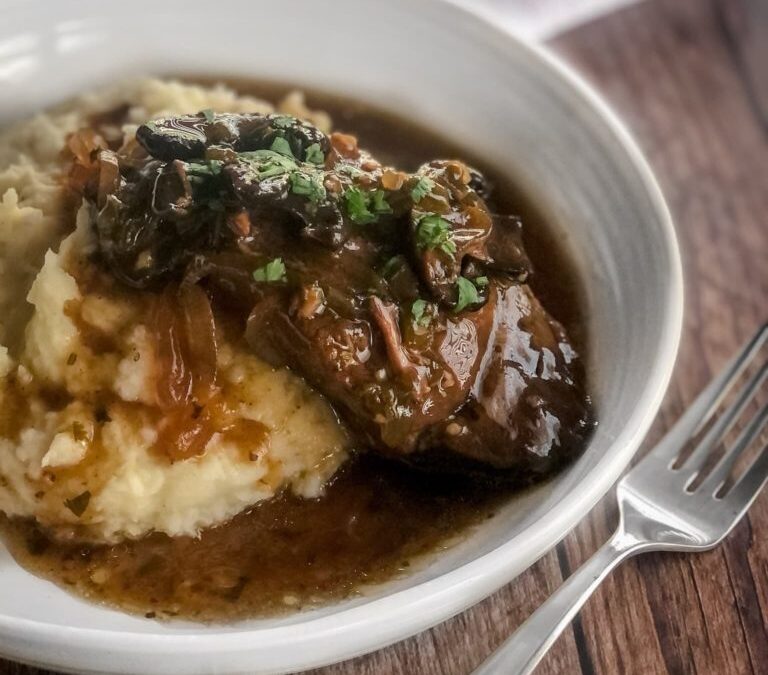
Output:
[
  {"xmin": 415, "ymin": 214, "xmax": 456, "ymax": 255},
  {"xmin": 454, "ymin": 276, "xmax": 482, "ymax": 313},
  {"xmin": 64, "ymin": 490, "xmax": 91, "ymax": 518},
  {"xmin": 290, "ymin": 171, "xmax": 326, "ymax": 204},
  {"xmin": 201, "ymin": 108, "xmax": 215, "ymax": 123},
  {"xmin": 240, "ymin": 149, "xmax": 298, "ymax": 179},
  {"xmin": 336, "ymin": 163, "xmax": 364, "ymax": 178},
  {"xmin": 253, "ymin": 258, "xmax": 287, "ymax": 283},
  {"xmin": 371, "ymin": 189, "xmax": 393, "ymax": 214},
  {"xmin": 185, "ymin": 160, "xmax": 222, "ymax": 179},
  {"xmin": 410, "ymin": 176, "xmax": 436, "ymax": 203},
  {"xmin": 474, "ymin": 276, "xmax": 489, "ymax": 287},
  {"xmin": 344, "ymin": 186, "xmax": 377, "ymax": 224},
  {"xmin": 381, "ymin": 255, "xmax": 404, "ymax": 278},
  {"xmin": 271, "ymin": 115, "xmax": 294, "ymax": 129},
  {"xmin": 257, "ymin": 163, "xmax": 290, "ymax": 179},
  {"xmin": 305, "ymin": 143, "xmax": 325, "ymax": 165},
  {"xmin": 269, "ymin": 136, "xmax": 294, "ymax": 158},
  {"xmin": 411, "ymin": 299, "xmax": 434, "ymax": 328}
]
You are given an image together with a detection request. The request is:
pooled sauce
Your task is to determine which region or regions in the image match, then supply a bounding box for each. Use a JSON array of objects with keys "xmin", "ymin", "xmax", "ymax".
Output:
[
  {"xmin": 1, "ymin": 458, "xmax": 507, "ymax": 621},
  {"xmin": 0, "ymin": 82, "xmax": 590, "ymax": 622}
]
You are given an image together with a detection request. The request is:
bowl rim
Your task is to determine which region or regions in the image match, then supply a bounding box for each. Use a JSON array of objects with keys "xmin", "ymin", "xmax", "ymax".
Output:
[{"xmin": 0, "ymin": 0, "xmax": 684, "ymax": 672}]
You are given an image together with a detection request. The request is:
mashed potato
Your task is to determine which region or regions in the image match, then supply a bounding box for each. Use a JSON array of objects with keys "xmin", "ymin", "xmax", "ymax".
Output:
[{"xmin": 0, "ymin": 79, "xmax": 348, "ymax": 542}]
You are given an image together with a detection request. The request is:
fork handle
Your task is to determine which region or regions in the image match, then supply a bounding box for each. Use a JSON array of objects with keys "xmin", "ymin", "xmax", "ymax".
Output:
[{"xmin": 473, "ymin": 532, "xmax": 652, "ymax": 675}]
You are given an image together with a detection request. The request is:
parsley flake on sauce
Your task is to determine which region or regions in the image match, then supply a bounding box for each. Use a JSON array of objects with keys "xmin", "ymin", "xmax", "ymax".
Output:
[
  {"xmin": 454, "ymin": 276, "xmax": 482, "ymax": 313},
  {"xmin": 269, "ymin": 136, "xmax": 294, "ymax": 158},
  {"xmin": 411, "ymin": 299, "xmax": 433, "ymax": 328},
  {"xmin": 336, "ymin": 163, "xmax": 364, "ymax": 178},
  {"xmin": 240, "ymin": 149, "xmax": 298, "ymax": 179},
  {"xmin": 271, "ymin": 115, "xmax": 294, "ymax": 129},
  {"xmin": 201, "ymin": 108, "xmax": 215, "ymax": 123},
  {"xmin": 381, "ymin": 255, "xmax": 405, "ymax": 278},
  {"xmin": 344, "ymin": 187, "xmax": 377, "ymax": 225},
  {"xmin": 290, "ymin": 171, "xmax": 326, "ymax": 204},
  {"xmin": 415, "ymin": 214, "xmax": 456, "ymax": 255},
  {"xmin": 410, "ymin": 176, "xmax": 436, "ymax": 203},
  {"xmin": 370, "ymin": 189, "xmax": 393, "ymax": 215},
  {"xmin": 185, "ymin": 160, "xmax": 222, "ymax": 179},
  {"xmin": 253, "ymin": 258, "xmax": 287, "ymax": 283},
  {"xmin": 304, "ymin": 143, "xmax": 325, "ymax": 165}
]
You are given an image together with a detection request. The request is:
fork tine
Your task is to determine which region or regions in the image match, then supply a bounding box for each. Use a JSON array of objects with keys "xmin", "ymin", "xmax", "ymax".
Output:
[
  {"xmin": 681, "ymin": 361, "xmax": 768, "ymax": 474},
  {"xmin": 721, "ymin": 442, "xmax": 768, "ymax": 520},
  {"xmin": 646, "ymin": 323, "xmax": 768, "ymax": 465},
  {"xmin": 696, "ymin": 401, "xmax": 768, "ymax": 495}
]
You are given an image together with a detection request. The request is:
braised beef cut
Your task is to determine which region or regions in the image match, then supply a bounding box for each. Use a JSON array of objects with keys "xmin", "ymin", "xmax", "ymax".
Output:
[{"xmin": 72, "ymin": 110, "xmax": 593, "ymax": 479}]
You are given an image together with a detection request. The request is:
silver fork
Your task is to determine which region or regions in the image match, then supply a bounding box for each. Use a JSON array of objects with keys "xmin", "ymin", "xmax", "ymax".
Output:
[{"xmin": 474, "ymin": 322, "xmax": 768, "ymax": 675}]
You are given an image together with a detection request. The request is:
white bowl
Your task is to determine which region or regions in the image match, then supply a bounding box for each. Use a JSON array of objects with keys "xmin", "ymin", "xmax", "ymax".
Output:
[{"xmin": 0, "ymin": 0, "xmax": 683, "ymax": 673}]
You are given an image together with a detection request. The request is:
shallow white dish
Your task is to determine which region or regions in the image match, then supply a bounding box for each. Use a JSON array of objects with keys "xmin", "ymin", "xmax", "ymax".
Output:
[{"xmin": 0, "ymin": 0, "xmax": 683, "ymax": 673}]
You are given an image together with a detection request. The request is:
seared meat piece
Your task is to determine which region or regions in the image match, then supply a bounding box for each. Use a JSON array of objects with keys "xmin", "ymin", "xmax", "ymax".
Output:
[
  {"xmin": 415, "ymin": 283, "xmax": 590, "ymax": 475},
  {"xmin": 71, "ymin": 111, "xmax": 593, "ymax": 480},
  {"xmin": 243, "ymin": 276, "xmax": 589, "ymax": 478},
  {"xmin": 244, "ymin": 280, "xmax": 494, "ymax": 452}
]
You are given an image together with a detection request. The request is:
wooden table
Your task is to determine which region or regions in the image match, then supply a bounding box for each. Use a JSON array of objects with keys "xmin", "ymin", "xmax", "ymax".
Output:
[{"xmin": 3, "ymin": 0, "xmax": 766, "ymax": 673}]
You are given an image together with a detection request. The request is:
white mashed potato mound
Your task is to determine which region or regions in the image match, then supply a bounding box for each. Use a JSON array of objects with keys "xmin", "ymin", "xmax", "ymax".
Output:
[{"xmin": 0, "ymin": 79, "xmax": 349, "ymax": 542}]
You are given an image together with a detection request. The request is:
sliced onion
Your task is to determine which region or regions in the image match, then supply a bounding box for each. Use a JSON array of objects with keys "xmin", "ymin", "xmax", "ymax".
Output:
[
  {"xmin": 179, "ymin": 283, "xmax": 218, "ymax": 404},
  {"xmin": 151, "ymin": 286, "xmax": 193, "ymax": 409}
]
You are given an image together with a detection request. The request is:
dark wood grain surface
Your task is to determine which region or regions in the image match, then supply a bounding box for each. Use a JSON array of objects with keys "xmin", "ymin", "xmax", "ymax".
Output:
[{"xmin": 3, "ymin": 0, "xmax": 767, "ymax": 673}]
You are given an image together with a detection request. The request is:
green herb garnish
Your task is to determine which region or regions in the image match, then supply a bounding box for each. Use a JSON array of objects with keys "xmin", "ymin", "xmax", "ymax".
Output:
[
  {"xmin": 271, "ymin": 115, "xmax": 294, "ymax": 129},
  {"xmin": 185, "ymin": 160, "xmax": 222, "ymax": 178},
  {"xmin": 411, "ymin": 299, "xmax": 433, "ymax": 328},
  {"xmin": 290, "ymin": 171, "xmax": 326, "ymax": 204},
  {"xmin": 240, "ymin": 150, "xmax": 298, "ymax": 179},
  {"xmin": 381, "ymin": 255, "xmax": 404, "ymax": 278},
  {"xmin": 336, "ymin": 163, "xmax": 364, "ymax": 178},
  {"xmin": 370, "ymin": 189, "xmax": 393, "ymax": 214},
  {"xmin": 253, "ymin": 258, "xmax": 287, "ymax": 283},
  {"xmin": 64, "ymin": 491, "xmax": 91, "ymax": 518},
  {"xmin": 201, "ymin": 108, "xmax": 215, "ymax": 123},
  {"xmin": 474, "ymin": 276, "xmax": 489, "ymax": 287},
  {"xmin": 344, "ymin": 187, "xmax": 377, "ymax": 225},
  {"xmin": 454, "ymin": 276, "xmax": 482, "ymax": 313},
  {"xmin": 305, "ymin": 143, "xmax": 325, "ymax": 165},
  {"xmin": 415, "ymin": 214, "xmax": 456, "ymax": 255},
  {"xmin": 410, "ymin": 176, "xmax": 436, "ymax": 203},
  {"xmin": 269, "ymin": 136, "xmax": 294, "ymax": 158}
]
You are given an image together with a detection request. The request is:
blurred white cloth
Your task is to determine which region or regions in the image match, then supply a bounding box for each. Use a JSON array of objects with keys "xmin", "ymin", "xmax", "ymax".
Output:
[{"xmin": 457, "ymin": 0, "xmax": 640, "ymax": 40}]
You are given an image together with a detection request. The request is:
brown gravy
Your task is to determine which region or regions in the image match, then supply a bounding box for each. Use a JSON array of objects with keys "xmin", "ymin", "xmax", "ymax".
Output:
[{"xmin": 0, "ymin": 80, "xmax": 589, "ymax": 622}]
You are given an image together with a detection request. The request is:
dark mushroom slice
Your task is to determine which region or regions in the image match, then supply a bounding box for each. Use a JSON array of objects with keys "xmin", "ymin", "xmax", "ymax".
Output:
[
  {"xmin": 136, "ymin": 112, "xmax": 330, "ymax": 163},
  {"xmin": 223, "ymin": 155, "xmax": 349, "ymax": 249},
  {"xmin": 483, "ymin": 214, "xmax": 531, "ymax": 280},
  {"xmin": 94, "ymin": 158, "xmax": 232, "ymax": 289},
  {"xmin": 467, "ymin": 166, "xmax": 494, "ymax": 201}
]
